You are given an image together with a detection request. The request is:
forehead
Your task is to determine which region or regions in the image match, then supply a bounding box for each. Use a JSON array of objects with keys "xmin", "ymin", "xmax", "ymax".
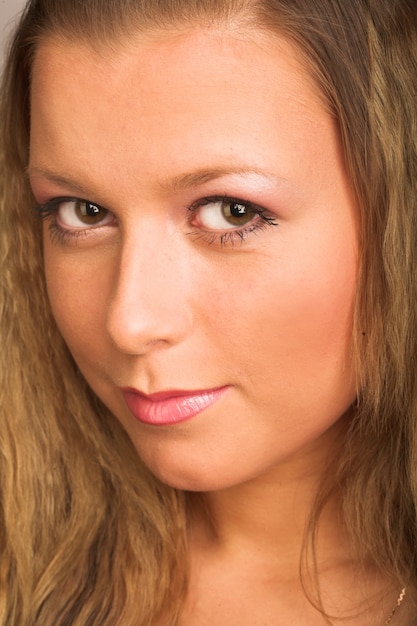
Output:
[
  {"xmin": 30, "ymin": 26, "xmax": 324, "ymax": 117},
  {"xmin": 29, "ymin": 27, "xmax": 339, "ymax": 204}
]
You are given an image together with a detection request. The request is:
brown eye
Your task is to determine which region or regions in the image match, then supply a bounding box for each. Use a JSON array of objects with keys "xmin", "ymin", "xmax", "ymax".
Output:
[
  {"xmin": 74, "ymin": 201, "xmax": 109, "ymax": 225},
  {"xmin": 221, "ymin": 200, "xmax": 257, "ymax": 226},
  {"xmin": 56, "ymin": 199, "xmax": 114, "ymax": 228},
  {"xmin": 196, "ymin": 198, "xmax": 258, "ymax": 230}
]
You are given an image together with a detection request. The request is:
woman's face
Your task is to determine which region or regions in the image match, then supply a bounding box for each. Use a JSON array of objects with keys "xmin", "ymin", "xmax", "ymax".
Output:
[{"xmin": 29, "ymin": 27, "xmax": 358, "ymax": 491}]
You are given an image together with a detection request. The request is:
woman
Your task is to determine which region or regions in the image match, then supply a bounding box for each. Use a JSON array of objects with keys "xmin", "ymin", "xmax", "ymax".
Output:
[{"xmin": 0, "ymin": 0, "xmax": 416, "ymax": 624}]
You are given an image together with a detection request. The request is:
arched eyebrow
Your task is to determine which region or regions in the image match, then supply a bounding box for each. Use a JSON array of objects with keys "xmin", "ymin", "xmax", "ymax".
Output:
[
  {"xmin": 160, "ymin": 166, "xmax": 281, "ymax": 192},
  {"xmin": 26, "ymin": 167, "xmax": 91, "ymax": 196},
  {"xmin": 27, "ymin": 165, "xmax": 287, "ymax": 197}
]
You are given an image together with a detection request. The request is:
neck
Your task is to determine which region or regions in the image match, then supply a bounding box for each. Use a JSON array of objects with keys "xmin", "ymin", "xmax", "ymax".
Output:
[
  {"xmin": 188, "ymin": 419, "xmax": 348, "ymax": 580},
  {"xmin": 184, "ymin": 421, "xmax": 402, "ymax": 625}
]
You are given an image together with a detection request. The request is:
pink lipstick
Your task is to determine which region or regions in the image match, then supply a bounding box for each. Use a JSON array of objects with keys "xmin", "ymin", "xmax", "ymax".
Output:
[{"xmin": 121, "ymin": 387, "xmax": 228, "ymax": 426}]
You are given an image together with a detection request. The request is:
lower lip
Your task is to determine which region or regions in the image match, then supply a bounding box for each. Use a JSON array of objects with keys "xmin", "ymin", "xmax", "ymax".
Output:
[{"xmin": 121, "ymin": 387, "xmax": 228, "ymax": 426}]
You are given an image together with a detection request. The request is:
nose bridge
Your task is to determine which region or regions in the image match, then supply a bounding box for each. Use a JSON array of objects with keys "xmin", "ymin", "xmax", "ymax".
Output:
[{"xmin": 106, "ymin": 222, "xmax": 190, "ymax": 354}]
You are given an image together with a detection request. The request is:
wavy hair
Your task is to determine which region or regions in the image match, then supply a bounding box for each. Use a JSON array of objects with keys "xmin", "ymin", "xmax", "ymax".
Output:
[{"xmin": 1, "ymin": 0, "xmax": 417, "ymax": 624}]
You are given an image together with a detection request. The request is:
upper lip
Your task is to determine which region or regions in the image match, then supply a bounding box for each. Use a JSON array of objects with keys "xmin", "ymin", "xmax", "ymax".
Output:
[{"xmin": 120, "ymin": 387, "xmax": 224, "ymax": 402}]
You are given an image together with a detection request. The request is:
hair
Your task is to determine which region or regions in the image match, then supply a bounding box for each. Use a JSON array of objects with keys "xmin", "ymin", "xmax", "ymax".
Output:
[{"xmin": 0, "ymin": 0, "xmax": 416, "ymax": 624}]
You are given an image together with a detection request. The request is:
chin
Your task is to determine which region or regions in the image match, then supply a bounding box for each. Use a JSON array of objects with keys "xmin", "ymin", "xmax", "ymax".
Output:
[{"xmin": 139, "ymin": 453, "xmax": 238, "ymax": 492}]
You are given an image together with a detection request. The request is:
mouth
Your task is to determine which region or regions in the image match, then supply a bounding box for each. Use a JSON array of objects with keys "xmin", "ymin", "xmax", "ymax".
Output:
[{"xmin": 120, "ymin": 386, "xmax": 229, "ymax": 426}]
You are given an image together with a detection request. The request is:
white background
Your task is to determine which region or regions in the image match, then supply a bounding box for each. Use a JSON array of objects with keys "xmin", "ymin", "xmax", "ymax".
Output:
[{"xmin": 0, "ymin": 0, "xmax": 27, "ymax": 68}]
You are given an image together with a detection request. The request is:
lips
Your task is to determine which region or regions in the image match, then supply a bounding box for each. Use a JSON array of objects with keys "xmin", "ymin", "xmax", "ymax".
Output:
[{"xmin": 121, "ymin": 386, "xmax": 228, "ymax": 426}]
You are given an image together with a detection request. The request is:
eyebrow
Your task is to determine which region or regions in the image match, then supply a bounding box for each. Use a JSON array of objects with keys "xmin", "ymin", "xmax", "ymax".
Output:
[
  {"xmin": 159, "ymin": 166, "xmax": 281, "ymax": 192},
  {"xmin": 26, "ymin": 167, "xmax": 92, "ymax": 196},
  {"xmin": 27, "ymin": 165, "xmax": 284, "ymax": 196}
]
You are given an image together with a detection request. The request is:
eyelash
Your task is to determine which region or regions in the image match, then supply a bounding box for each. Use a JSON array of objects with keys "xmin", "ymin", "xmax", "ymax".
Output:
[
  {"xmin": 34, "ymin": 194, "xmax": 279, "ymax": 247},
  {"xmin": 34, "ymin": 196, "xmax": 112, "ymax": 245},
  {"xmin": 187, "ymin": 196, "xmax": 278, "ymax": 246}
]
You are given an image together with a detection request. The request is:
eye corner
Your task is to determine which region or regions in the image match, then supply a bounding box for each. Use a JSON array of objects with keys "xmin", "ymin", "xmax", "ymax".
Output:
[{"xmin": 186, "ymin": 193, "xmax": 279, "ymax": 249}]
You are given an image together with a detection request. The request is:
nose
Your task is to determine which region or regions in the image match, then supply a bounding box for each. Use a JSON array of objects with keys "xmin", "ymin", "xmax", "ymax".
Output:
[{"xmin": 106, "ymin": 224, "xmax": 192, "ymax": 355}]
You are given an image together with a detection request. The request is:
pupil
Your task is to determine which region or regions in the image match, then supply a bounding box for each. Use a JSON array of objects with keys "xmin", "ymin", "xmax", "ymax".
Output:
[
  {"xmin": 86, "ymin": 202, "xmax": 101, "ymax": 216},
  {"xmin": 229, "ymin": 202, "xmax": 246, "ymax": 218}
]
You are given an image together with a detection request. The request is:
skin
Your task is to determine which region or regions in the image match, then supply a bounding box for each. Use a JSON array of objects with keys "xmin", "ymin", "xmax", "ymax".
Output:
[
  {"xmin": 27, "ymin": 26, "xmax": 400, "ymax": 624},
  {"xmin": 30, "ymin": 28, "xmax": 358, "ymax": 491}
]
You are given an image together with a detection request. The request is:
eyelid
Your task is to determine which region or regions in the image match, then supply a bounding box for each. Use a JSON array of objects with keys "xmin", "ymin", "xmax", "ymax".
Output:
[
  {"xmin": 34, "ymin": 196, "xmax": 117, "ymax": 248},
  {"xmin": 35, "ymin": 193, "xmax": 278, "ymax": 248},
  {"xmin": 186, "ymin": 194, "xmax": 279, "ymax": 247},
  {"xmin": 188, "ymin": 194, "xmax": 265, "ymax": 213},
  {"xmin": 34, "ymin": 196, "xmax": 105, "ymax": 215}
]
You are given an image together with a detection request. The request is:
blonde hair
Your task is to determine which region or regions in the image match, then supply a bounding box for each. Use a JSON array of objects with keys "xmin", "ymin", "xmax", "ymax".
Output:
[{"xmin": 0, "ymin": 0, "xmax": 416, "ymax": 624}]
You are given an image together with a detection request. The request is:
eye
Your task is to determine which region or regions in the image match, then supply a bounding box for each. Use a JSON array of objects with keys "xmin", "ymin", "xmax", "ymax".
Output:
[
  {"xmin": 57, "ymin": 199, "xmax": 113, "ymax": 228},
  {"xmin": 192, "ymin": 198, "xmax": 260, "ymax": 230}
]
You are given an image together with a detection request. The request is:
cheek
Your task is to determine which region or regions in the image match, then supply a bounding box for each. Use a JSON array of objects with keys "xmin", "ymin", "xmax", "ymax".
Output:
[
  {"xmin": 208, "ymin": 246, "xmax": 356, "ymax": 358},
  {"xmin": 280, "ymin": 262, "xmax": 355, "ymax": 357},
  {"xmin": 200, "ymin": 226, "xmax": 358, "ymax": 415},
  {"xmin": 43, "ymin": 242, "xmax": 113, "ymax": 356}
]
